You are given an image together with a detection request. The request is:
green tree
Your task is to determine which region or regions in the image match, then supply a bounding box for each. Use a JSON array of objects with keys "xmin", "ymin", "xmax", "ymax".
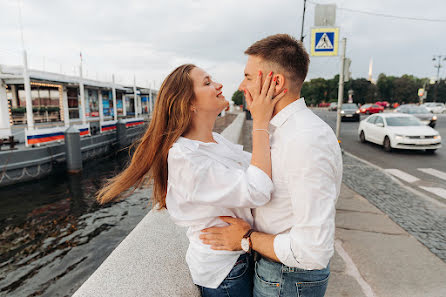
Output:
[
  {"xmin": 344, "ymin": 78, "xmax": 376, "ymax": 104},
  {"xmin": 377, "ymin": 73, "xmax": 395, "ymax": 101},
  {"xmin": 393, "ymin": 75, "xmax": 420, "ymax": 103},
  {"xmin": 426, "ymin": 79, "xmax": 446, "ymax": 102},
  {"xmin": 232, "ymin": 90, "xmax": 244, "ymax": 106}
]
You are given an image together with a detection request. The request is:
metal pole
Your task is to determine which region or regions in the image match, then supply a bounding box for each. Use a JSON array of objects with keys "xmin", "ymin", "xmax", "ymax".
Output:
[
  {"xmin": 23, "ymin": 50, "xmax": 34, "ymax": 130},
  {"xmin": 300, "ymin": 0, "xmax": 307, "ymax": 42},
  {"xmin": 112, "ymin": 74, "xmax": 117, "ymax": 121},
  {"xmin": 133, "ymin": 76, "xmax": 138, "ymax": 118},
  {"xmin": 79, "ymin": 60, "xmax": 87, "ymax": 124},
  {"xmin": 433, "ymin": 55, "xmax": 444, "ymax": 102},
  {"xmin": 336, "ymin": 38, "xmax": 346, "ymax": 140},
  {"xmin": 122, "ymin": 94, "xmax": 127, "ymax": 117},
  {"xmin": 98, "ymin": 89, "xmax": 104, "ymax": 124}
]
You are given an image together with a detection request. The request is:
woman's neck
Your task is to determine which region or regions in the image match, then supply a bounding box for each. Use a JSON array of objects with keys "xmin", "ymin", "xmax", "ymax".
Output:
[{"xmin": 183, "ymin": 114, "xmax": 217, "ymax": 143}]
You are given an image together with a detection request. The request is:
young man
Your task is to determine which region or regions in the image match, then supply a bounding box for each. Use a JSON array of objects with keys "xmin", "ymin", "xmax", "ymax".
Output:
[{"xmin": 200, "ymin": 34, "xmax": 343, "ymax": 297}]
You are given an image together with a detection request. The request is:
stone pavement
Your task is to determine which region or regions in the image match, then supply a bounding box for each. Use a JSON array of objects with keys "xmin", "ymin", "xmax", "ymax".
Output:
[{"xmin": 329, "ymin": 184, "xmax": 446, "ymax": 297}]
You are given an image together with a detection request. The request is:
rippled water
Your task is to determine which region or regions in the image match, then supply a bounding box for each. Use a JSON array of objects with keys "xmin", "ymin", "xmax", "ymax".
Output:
[{"xmin": 0, "ymin": 152, "xmax": 152, "ymax": 297}]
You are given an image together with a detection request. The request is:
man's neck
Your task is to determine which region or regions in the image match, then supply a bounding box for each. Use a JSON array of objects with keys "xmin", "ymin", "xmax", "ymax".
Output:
[{"xmin": 272, "ymin": 93, "xmax": 301, "ymax": 118}]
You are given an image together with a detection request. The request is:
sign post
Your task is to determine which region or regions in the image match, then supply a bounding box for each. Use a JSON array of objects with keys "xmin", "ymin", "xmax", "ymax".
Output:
[{"xmin": 336, "ymin": 38, "xmax": 347, "ymax": 139}]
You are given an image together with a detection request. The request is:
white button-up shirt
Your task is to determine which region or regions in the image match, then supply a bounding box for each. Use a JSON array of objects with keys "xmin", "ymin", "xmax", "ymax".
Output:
[
  {"xmin": 253, "ymin": 98, "xmax": 343, "ymax": 270},
  {"xmin": 166, "ymin": 132, "xmax": 273, "ymax": 288}
]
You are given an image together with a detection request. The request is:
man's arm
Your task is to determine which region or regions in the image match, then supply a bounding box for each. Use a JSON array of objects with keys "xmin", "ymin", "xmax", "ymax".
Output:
[
  {"xmin": 250, "ymin": 231, "xmax": 279, "ymax": 262},
  {"xmin": 200, "ymin": 216, "xmax": 279, "ymax": 261}
]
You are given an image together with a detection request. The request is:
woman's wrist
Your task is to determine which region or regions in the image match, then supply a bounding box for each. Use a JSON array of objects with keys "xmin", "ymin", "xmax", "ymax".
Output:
[
  {"xmin": 252, "ymin": 120, "xmax": 269, "ymax": 130},
  {"xmin": 252, "ymin": 129, "xmax": 270, "ymax": 136}
]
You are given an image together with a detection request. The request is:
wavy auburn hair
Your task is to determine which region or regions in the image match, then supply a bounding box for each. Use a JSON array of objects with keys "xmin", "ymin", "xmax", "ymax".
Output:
[{"xmin": 96, "ymin": 64, "xmax": 196, "ymax": 209}]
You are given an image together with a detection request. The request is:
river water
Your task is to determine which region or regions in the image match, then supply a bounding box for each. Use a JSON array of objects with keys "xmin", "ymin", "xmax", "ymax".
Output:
[{"xmin": 0, "ymin": 151, "xmax": 152, "ymax": 297}]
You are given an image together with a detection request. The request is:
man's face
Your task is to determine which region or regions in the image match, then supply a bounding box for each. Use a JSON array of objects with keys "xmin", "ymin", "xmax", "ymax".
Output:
[{"xmin": 238, "ymin": 55, "xmax": 265, "ymax": 92}]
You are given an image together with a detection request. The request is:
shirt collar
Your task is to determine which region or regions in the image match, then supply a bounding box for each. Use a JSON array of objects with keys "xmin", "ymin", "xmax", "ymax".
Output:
[
  {"xmin": 175, "ymin": 132, "xmax": 220, "ymax": 152},
  {"xmin": 270, "ymin": 97, "xmax": 307, "ymax": 128}
]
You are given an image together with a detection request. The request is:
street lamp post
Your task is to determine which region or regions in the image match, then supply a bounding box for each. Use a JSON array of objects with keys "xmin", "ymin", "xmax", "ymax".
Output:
[
  {"xmin": 432, "ymin": 55, "xmax": 446, "ymax": 102},
  {"xmin": 300, "ymin": 0, "xmax": 307, "ymax": 42}
]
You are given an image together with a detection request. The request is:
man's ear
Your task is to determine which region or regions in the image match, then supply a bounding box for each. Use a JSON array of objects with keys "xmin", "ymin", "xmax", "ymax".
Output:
[{"xmin": 274, "ymin": 74, "xmax": 286, "ymax": 94}]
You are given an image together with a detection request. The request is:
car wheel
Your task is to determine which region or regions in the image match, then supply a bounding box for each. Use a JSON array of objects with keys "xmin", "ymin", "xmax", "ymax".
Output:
[
  {"xmin": 383, "ymin": 136, "xmax": 392, "ymax": 152},
  {"xmin": 426, "ymin": 149, "xmax": 437, "ymax": 154},
  {"xmin": 359, "ymin": 130, "xmax": 366, "ymax": 143}
]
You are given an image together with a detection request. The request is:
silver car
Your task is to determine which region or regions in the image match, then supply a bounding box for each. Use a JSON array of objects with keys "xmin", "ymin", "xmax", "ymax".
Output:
[
  {"xmin": 394, "ymin": 105, "xmax": 437, "ymax": 128},
  {"xmin": 422, "ymin": 102, "xmax": 446, "ymax": 114}
]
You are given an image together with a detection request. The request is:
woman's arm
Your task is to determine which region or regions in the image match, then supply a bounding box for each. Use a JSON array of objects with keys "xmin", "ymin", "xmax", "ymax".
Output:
[
  {"xmin": 245, "ymin": 71, "xmax": 286, "ymax": 179},
  {"xmin": 168, "ymin": 150, "xmax": 273, "ymax": 208}
]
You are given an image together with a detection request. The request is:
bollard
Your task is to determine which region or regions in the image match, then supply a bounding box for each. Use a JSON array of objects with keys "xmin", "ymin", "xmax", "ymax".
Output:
[
  {"xmin": 116, "ymin": 120, "xmax": 128, "ymax": 149},
  {"xmin": 65, "ymin": 126, "xmax": 82, "ymax": 174}
]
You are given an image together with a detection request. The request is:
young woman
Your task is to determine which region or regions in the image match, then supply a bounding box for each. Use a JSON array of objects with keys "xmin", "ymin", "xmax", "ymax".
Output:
[{"xmin": 96, "ymin": 64, "xmax": 285, "ymax": 296}]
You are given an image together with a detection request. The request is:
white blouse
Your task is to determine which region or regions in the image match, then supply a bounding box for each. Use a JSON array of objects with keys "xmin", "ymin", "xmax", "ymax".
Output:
[{"xmin": 166, "ymin": 132, "xmax": 273, "ymax": 289}]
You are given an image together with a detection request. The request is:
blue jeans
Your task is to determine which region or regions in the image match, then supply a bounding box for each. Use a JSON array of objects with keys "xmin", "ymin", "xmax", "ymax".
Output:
[
  {"xmin": 198, "ymin": 253, "xmax": 253, "ymax": 297},
  {"xmin": 253, "ymin": 257, "xmax": 330, "ymax": 297}
]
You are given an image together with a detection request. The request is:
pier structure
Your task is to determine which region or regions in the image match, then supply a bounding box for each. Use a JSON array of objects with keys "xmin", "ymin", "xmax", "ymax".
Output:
[{"xmin": 0, "ymin": 64, "xmax": 157, "ymax": 187}]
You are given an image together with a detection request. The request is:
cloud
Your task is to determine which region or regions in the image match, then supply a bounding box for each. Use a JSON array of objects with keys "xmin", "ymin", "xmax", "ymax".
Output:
[{"xmin": 1, "ymin": 0, "xmax": 445, "ymax": 97}]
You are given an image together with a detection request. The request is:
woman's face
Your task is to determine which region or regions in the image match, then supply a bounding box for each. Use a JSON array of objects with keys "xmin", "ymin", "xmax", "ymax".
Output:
[{"xmin": 190, "ymin": 67, "xmax": 228, "ymax": 115}]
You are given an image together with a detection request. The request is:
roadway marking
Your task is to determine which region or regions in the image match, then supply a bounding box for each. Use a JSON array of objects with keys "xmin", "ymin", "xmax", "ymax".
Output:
[
  {"xmin": 418, "ymin": 168, "xmax": 446, "ymax": 182},
  {"xmin": 335, "ymin": 240, "xmax": 376, "ymax": 297},
  {"xmin": 384, "ymin": 169, "xmax": 420, "ymax": 183},
  {"xmin": 418, "ymin": 186, "xmax": 446, "ymax": 200}
]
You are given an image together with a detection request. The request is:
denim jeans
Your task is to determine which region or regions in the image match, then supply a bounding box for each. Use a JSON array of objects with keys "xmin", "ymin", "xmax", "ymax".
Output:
[
  {"xmin": 198, "ymin": 253, "xmax": 254, "ymax": 297},
  {"xmin": 253, "ymin": 257, "xmax": 330, "ymax": 297}
]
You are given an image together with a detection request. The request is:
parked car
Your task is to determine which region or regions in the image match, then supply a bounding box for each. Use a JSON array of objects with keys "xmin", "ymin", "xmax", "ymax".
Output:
[
  {"xmin": 375, "ymin": 101, "xmax": 390, "ymax": 108},
  {"xmin": 359, "ymin": 104, "xmax": 384, "ymax": 114},
  {"xmin": 358, "ymin": 113, "xmax": 441, "ymax": 153},
  {"xmin": 340, "ymin": 103, "xmax": 360, "ymax": 121},
  {"xmin": 394, "ymin": 105, "xmax": 437, "ymax": 128},
  {"xmin": 421, "ymin": 102, "xmax": 446, "ymax": 114},
  {"xmin": 318, "ymin": 102, "xmax": 331, "ymax": 107},
  {"xmin": 328, "ymin": 102, "xmax": 337, "ymax": 111}
]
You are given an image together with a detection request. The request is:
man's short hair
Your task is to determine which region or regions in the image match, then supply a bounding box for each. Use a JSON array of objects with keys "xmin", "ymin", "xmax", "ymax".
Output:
[{"xmin": 245, "ymin": 34, "xmax": 310, "ymax": 89}]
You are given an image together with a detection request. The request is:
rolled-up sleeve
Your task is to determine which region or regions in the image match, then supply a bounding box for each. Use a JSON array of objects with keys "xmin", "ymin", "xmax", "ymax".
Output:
[
  {"xmin": 169, "ymin": 150, "xmax": 273, "ymax": 208},
  {"xmin": 273, "ymin": 135, "xmax": 340, "ymax": 269}
]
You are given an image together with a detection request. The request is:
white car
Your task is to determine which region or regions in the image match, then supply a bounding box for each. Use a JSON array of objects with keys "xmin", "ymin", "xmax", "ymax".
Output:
[
  {"xmin": 358, "ymin": 113, "xmax": 442, "ymax": 153},
  {"xmin": 422, "ymin": 102, "xmax": 446, "ymax": 114}
]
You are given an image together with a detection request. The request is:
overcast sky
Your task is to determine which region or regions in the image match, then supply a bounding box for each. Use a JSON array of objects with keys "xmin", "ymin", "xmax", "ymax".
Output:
[{"xmin": 1, "ymin": 0, "xmax": 445, "ymax": 98}]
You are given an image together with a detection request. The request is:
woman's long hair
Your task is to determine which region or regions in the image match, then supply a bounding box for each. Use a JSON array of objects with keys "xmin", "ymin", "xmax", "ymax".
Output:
[{"xmin": 96, "ymin": 64, "xmax": 196, "ymax": 209}]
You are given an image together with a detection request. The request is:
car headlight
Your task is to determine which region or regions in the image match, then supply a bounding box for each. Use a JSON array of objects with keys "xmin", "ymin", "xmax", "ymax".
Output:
[
  {"xmin": 341, "ymin": 110, "xmax": 345, "ymax": 114},
  {"xmin": 356, "ymin": 110, "xmax": 360, "ymax": 113},
  {"xmin": 434, "ymin": 135, "xmax": 441, "ymax": 140},
  {"xmin": 394, "ymin": 134, "xmax": 405, "ymax": 141},
  {"xmin": 432, "ymin": 116, "xmax": 437, "ymax": 121}
]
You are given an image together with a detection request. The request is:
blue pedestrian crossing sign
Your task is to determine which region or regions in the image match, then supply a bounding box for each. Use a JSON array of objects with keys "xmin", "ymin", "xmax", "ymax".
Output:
[{"xmin": 310, "ymin": 27, "xmax": 339, "ymax": 56}]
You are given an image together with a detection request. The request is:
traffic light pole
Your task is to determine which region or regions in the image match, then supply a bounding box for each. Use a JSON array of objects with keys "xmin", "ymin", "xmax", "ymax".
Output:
[{"xmin": 336, "ymin": 38, "xmax": 347, "ymax": 140}]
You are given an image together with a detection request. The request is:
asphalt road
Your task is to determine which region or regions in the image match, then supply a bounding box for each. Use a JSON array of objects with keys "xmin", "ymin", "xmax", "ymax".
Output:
[{"xmin": 312, "ymin": 109, "xmax": 446, "ymax": 205}]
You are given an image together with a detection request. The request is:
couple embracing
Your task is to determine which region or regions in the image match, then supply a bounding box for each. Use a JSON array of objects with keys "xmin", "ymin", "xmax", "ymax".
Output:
[{"xmin": 97, "ymin": 34, "xmax": 342, "ymax": 297}]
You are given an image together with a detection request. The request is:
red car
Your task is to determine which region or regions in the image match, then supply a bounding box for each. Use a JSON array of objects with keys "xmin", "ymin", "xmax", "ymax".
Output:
[
  {"xmin": 359, "ymin": 104, "xmax": 384, "ymax": 114},
  {"xmin": 375, "ymin": 101, "xmax": 390, "ymax": 108}
]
